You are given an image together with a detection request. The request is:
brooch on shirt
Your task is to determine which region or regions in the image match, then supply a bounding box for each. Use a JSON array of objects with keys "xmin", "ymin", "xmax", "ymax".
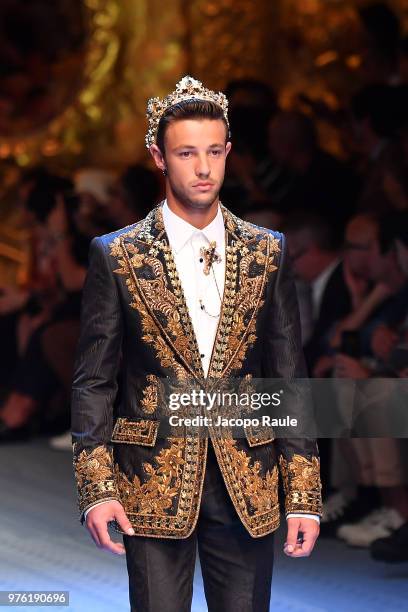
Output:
[{"xmin": 200, "ymin": 241, "xmax": 221, "ymax": 275}]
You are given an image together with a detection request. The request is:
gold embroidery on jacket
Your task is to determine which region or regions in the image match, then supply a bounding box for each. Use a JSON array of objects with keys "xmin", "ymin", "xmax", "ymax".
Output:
[
  {"xmin": 210, "ymin": 436, "xmax": 280, "ymax": 537},
  {"xmin": 111, "ymin": 418, "xmax": 159, "ymax": 446},
  {"xmin": 161, "ymin": 244, "xmax": 204, "ymax": 377},
  {"xmin": 279, "ymin": 453, "xmax": 322, "ymax": 515},
  {"xmin": 108, "ymin": 203, "xmax": 280, "ymax": 384},
  {"xmin": 141, "ymin": 374, "xmax": 159, "ymax": 414},
  {"xmin": 110, "ymin": 222, "xmax": 204, "ymax": 381},
  {"xmin": 115, "ymin": 437, "xmax": 185, "ymax": 515},
  {"xmin": 103, "ymin": 203, "xmax": 286, "ymax": 538},
  {"xmin": 206, "ymin": 241, "xmax": 238, "ymax": 378},
  {"xmin": 73, "ymin": 444, "xmax": 119, "ymax": 515},
  {"xmin": 109, "ymin": 239, "xmax": 190, "ymax": 380},
  {"xmin": 212, "ymin": 234, "xmax": 275, "ymax": 378},
  {"xmin": 112, "ymin": 436, "xmax": 208, "ymax": 538}
]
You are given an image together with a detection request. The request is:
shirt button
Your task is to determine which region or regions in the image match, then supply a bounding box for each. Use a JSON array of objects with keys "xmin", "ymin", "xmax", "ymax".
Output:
[
  {"xmin": 200, "ymin": 353, "xmax": 205, "ymax": 358},
  {"xmin": 199, "ymin": 257, "xmax": 203, "ymax": 262}
]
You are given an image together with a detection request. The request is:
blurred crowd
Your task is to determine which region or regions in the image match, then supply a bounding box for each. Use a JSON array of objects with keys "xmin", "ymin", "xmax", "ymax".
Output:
[
  {"xmin": 0, "ymin": 0, "xmax": 407, "ymax": 567},
  {"xmin": 0, "ymin": 164, "xmax": 161, "ymax": 441}
]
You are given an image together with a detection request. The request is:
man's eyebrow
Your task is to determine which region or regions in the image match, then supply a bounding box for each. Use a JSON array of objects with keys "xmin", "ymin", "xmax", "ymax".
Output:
[
  {"xmin": 172, "ymin": 143, "xmax": 225, "ymax": 151},
  {"xmin": 173, "ymin": 145, "xmax": 196, "ymax": 151}
]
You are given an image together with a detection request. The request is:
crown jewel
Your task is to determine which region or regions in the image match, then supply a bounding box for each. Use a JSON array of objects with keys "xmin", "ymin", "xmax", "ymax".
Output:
[{"xmin": 145, "ymin": 75, "xmax": 229, "ymax": 149}]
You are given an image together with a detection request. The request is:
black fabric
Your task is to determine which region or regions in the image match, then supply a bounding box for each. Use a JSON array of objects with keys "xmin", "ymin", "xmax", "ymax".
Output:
[
  {"xmin": 303, "ymin": 261, "xmax": 352, "ymax": 372},
  {"xmin": 0, "ymin": 311, "xmax": 19, "ymax": 389},
  {"xmin": 123, "ymin": 441, "xmax": 275, "ymax": 612}
]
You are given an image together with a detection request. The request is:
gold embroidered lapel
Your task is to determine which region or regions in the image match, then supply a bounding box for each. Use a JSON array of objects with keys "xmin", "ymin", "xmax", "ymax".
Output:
[
  {"xmin": 206, "ymin": 206, "xmax": 278, "ymax": 382},
  {"xmin": 116, "ymin": 203, "xmax": 205, "ymax": 382}
]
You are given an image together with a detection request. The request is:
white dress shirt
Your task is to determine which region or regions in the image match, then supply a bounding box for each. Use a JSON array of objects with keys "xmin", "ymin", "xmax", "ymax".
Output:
[
  {"xmin": 311, "ymin": 258, "xmax": 341, "ymax": 321},
  {"xmin": 84, "ymin": 201, "xmax": 319, "ymax": 524}
]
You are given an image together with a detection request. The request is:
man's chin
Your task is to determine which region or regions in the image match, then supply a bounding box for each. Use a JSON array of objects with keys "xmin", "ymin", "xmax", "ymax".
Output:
[
  {"xmin": 169, "ymin": 182, "xmax": 221, "ymax": 209},
  {"xmin": 186, "ymin": 190, "xmax": 220, "ymax": 209}
]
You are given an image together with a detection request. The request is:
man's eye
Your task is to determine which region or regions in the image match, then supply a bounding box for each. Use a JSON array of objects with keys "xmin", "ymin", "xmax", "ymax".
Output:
[
  {"xmin": 180, "ymin": 151, "xmax": 191, "ymax": 158},
  {"xmin": 210, "ymin": 150, "xmax": 222, "ymax": 156}
]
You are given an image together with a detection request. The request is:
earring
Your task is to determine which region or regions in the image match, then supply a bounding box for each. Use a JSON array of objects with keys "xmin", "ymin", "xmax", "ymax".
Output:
[{"xmin": 162, "ymin": 168, "xmax": 168, "ymax": 176}]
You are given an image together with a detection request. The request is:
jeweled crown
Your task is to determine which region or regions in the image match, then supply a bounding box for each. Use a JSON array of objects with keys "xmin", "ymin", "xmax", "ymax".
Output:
[{"xmin": 145, "ymin": 75, "xmax": 229, "ymax": 149}]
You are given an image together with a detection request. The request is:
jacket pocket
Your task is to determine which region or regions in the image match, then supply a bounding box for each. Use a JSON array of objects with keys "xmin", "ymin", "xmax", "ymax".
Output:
[
  {"xmin": 244, "ymin": 425, "xmax": 274, "ymax": 448},
  {"xmin": 111, "ymin": 417, "xmax": 159, "ymax": 447}
]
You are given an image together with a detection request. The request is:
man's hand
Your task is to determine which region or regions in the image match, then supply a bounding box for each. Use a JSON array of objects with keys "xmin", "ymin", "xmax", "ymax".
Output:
[
  {"xmin": 284, "ymin": 517, "xmax": 320, "ymax": 558},
  {"xmin": 333, "ymin": 353, "xmax": 371, "ymax": 379},
  {"xmin": 85, "ymin": 500, "xmax": 135, "ymax": 555}
]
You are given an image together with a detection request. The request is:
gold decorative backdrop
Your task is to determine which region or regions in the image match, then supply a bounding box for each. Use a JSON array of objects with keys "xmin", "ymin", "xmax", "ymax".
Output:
[{"xmin": 0, "ymin": 0, "xmax": 408, "ymax": 171}]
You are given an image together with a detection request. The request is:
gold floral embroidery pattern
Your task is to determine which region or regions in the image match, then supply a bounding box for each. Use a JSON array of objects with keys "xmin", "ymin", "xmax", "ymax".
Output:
[
  {"xmin": 267, "ymin": 235, "xmax": 281, "ymax": 273},
  {"xmin": 161, "ymin": 244, "xmax": 205, "ymax": 378},
  {"xmin": 215, "ymin": 235, "xmax": 272, "ymax": 378},
  {"xmin": 109, "ymin": 203, "xmax": 280, "ymax": 385},
  {"xmin": 112, "ymin": 436, "xmax": 208, "ymax": 539},
  {"xmin": 109, "ymin": 237, "xmax": 190, "ymax": 381},
  {"xmin": 111, "ymin": 417, "xmax": 159, "ymax": 446},
  {"xmin": 223, "ymin": 206, "xmax": 258, "ymax": 240},
  {"xmin": 210, "ymin": 436, "xmax": 280, "ymax": 537},
  {"xmin": 279, "ymin": 453, "xmax": 322, "ymax": 516},
  {"xmin": 255, "ymin": 235, "xmax": 281, "ymax": 275},
  {"xmin": 115, "ymin": 437, "xmax": 185, "ymax": 515},
  {"xmin": 107, "ymin": 208, "xmax": 210, "ymax": 537},
  {"xmin": 141, "ymin": 374, "xmax": 159, "ymax": 414},
  {"xmin": 111, "ymin": 236, "xmax": 204, "ymax": 381},
  {"xmin": 72, "ymin": 444, "xmax": 120, "ymax": 517}
]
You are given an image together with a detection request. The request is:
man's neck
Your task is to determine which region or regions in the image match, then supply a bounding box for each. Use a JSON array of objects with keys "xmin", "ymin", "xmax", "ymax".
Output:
[{"xmin": 165, "ymin": 194, "xmax": 220, "ymax": 229}]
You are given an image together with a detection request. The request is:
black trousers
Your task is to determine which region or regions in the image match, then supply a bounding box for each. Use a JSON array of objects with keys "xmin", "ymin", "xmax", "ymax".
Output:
[{"xmin": 123, "ymin": 440, "xmax": 275, "ymax": 612}]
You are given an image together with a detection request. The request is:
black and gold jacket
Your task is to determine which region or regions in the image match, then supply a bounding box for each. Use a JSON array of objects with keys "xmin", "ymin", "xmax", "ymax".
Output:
[{"xmin": 71, "ymin": 201, "xmax": 322, "ymax": 539}]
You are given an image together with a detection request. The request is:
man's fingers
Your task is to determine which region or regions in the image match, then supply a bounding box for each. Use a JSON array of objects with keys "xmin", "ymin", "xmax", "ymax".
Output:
[
  {"xmin": 284, "ymin": 519, "xmax": 319, "ymax": 557},
  {"xmin": 285, "ymin": 519, "xmax": 300, "ymax": 553},
  {"xmin": 93, "ymin": 522, "xmax": 126, "ymax": 555},
  {"xmin": 87, "ymin": 524, "xmax": 102, "ymax": 548},
  {"xmin": 114, "ymin": 506, "xmax": 135, "ymax": 536},
  {"xmin": 286, "ymin": 537, "xmax": 316, "ymax": 557},
  {"xmin": 288, "ymin": 533, "xmax": 316, "ymax": 557},
  {"xmin": 85, "ymin": 501, "xmax": 133, "ymax": 554}
]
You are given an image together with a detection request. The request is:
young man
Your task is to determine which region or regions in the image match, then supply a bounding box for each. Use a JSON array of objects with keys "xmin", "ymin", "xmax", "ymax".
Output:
[{"xmin": 71, "ymin": 76, "xmax": 322, "ymax": 612}]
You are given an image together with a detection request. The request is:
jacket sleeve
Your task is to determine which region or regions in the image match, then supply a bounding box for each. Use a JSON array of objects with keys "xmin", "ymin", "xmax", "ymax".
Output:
[
  {"xmin": 71, "ymin": 236, "xmax": 122, "ymax": 523},
  {"xmin": 263, "ymin": 232, "xmax": 322, "ymax": 518}
]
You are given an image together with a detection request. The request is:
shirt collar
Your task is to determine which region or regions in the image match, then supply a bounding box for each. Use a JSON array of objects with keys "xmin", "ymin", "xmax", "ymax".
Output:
[
  {"xmin": 162, "ymin": 199, "xmax": 225, "ymax": 254},
  {"xmin": 311, "ymin": 257, "xmax": 340, "ymax": 315}
]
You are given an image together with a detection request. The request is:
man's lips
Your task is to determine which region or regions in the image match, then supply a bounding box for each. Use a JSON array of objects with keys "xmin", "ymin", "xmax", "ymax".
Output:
[{"xmin": 193, "ymin": 182, "xmax": 214, "ymax": 188}]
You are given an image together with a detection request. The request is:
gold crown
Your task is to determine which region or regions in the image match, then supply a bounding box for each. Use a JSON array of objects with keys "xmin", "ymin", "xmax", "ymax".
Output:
[{"xmin": 145, "ymin": 75, "xmax": 229, "ymax": 149}]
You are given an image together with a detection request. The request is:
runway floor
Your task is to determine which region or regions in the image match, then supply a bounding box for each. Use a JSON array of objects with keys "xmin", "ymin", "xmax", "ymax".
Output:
[{"xmin": 0, "ymin": 440, "xmax": 407, "ymax": 612}]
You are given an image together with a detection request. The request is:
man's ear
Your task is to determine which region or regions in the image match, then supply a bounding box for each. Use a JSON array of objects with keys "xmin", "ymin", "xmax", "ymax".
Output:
[
  {"xmin": 225, "ymin": 141, "xmax": 232, "ymax": 157},
  {"xmin": 149, "ymin": 144, "xmax": 166, "ymax": 173}
]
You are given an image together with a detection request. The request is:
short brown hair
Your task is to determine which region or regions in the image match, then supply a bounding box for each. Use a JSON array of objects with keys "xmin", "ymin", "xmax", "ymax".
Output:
[{"xmin": 156, "ymin": 99, "xmax": 230, "ymax": 154}]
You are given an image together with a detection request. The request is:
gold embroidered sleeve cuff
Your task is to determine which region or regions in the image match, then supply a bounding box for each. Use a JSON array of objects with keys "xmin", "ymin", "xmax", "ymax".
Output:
[
  {"xmin": 279, "ymin": 453, "xmax": 322, "ymax": 516},
  {"xmin": 73, "ymin": 443, "xmax": 120, "ymax": 520}
]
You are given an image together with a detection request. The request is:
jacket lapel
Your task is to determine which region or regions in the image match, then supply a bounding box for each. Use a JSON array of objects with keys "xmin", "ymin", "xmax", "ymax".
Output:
[
  {"xmin": 206, "ymin": 205, "xmax": 273, "ymax": 384},
  {"xmin": 119, "ymin": 203, "xmax": 205, "ymax": 382}
]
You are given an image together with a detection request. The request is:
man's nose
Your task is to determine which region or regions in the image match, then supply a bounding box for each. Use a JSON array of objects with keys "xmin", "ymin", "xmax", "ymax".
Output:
[{"xmin": 196, "ymin": 154, "xmax": 210, "ymax": 177}]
